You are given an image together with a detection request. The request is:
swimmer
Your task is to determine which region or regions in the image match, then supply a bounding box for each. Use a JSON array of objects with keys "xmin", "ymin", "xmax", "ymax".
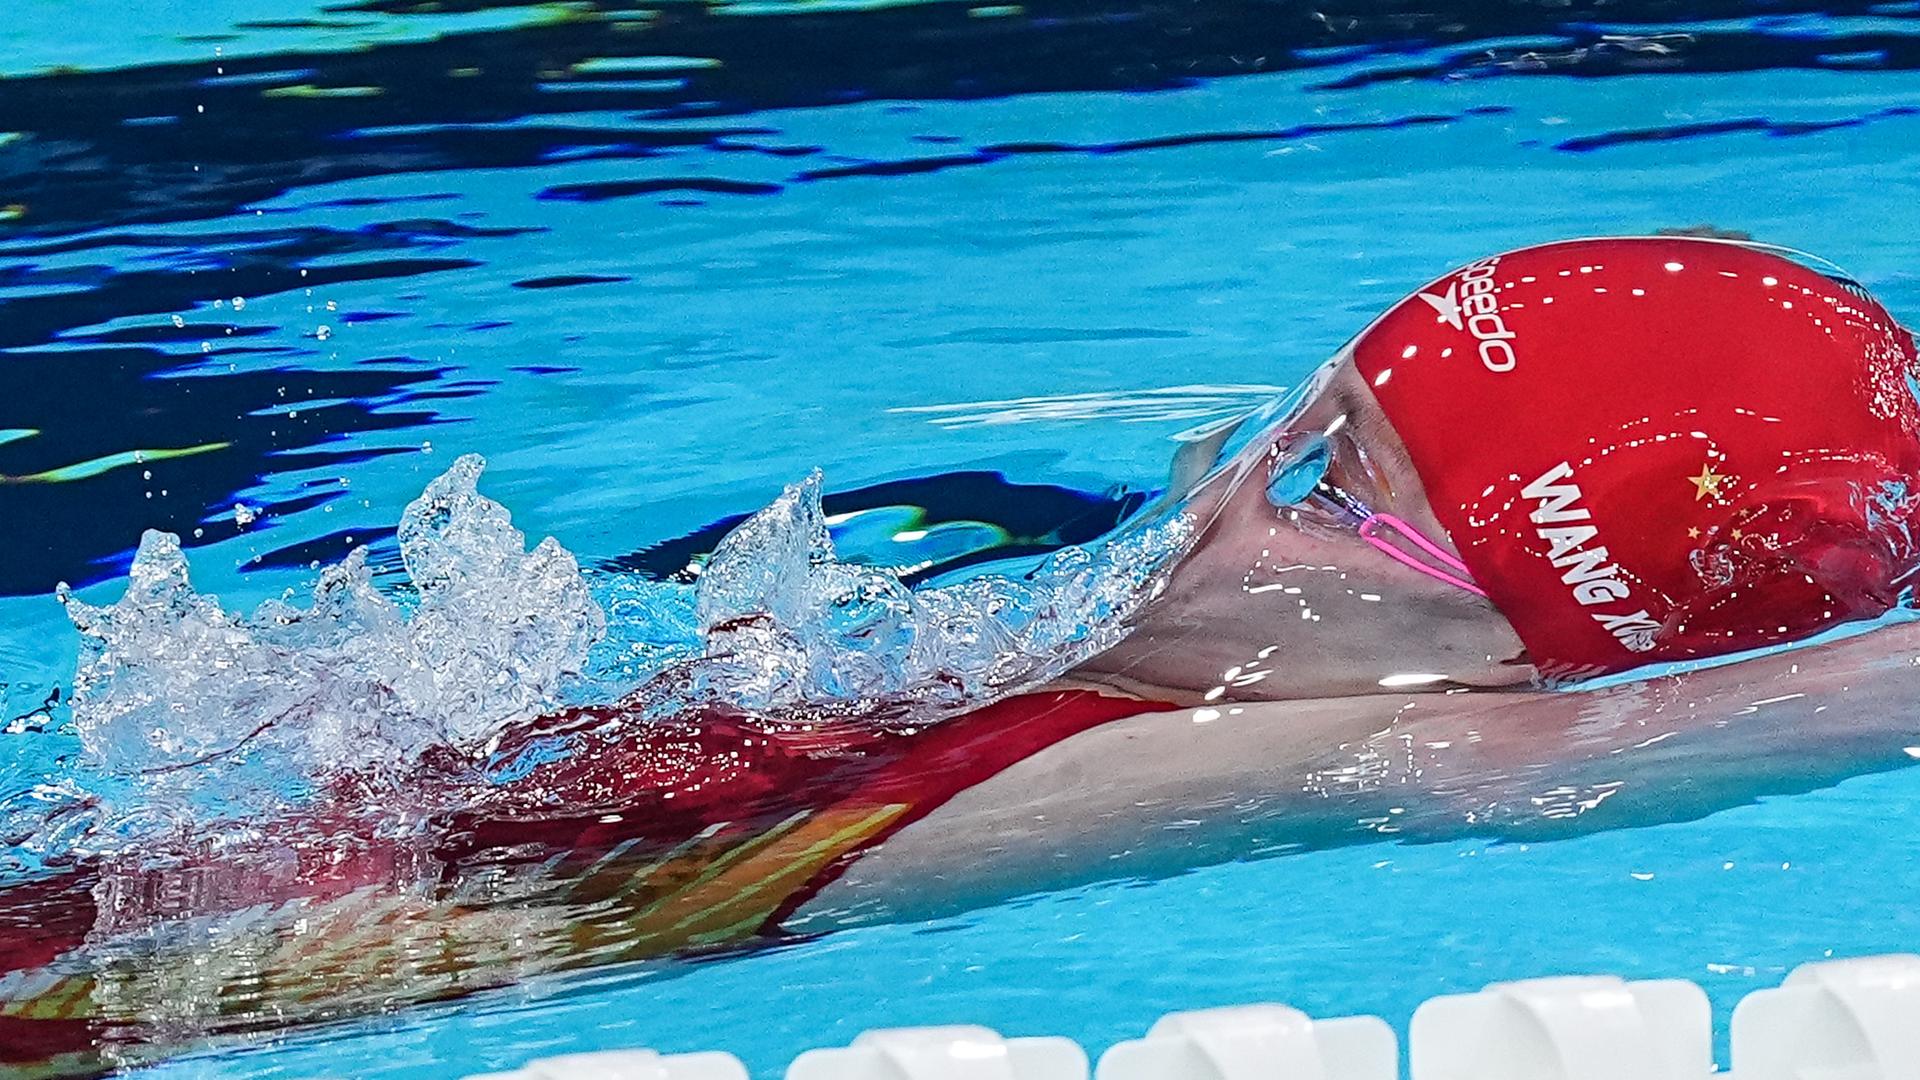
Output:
[
  {"xmin": 1071, "ymin": 234, "xmax": 1920, "ymax": 701},
  {"xmin": 9, "ymin": 236, "xmax": 1920, "ymax": 1076}
]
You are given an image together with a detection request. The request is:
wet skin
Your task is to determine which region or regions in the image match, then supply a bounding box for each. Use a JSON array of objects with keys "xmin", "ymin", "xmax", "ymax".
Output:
[
  {"xmin": 803, "ymin": 613, "xmax": 1920, "ymax": 926},
  {"xmin": 1075, "ymin": 356, "xmax": 1534, "ymax": 703},
  {"xmin": 2, "ymin": 357, "xmax": 1910, "ymax": 1075},
  {"xmin": 10, "ymin": 602, "xmax": 1920, "ymax": 1078}
]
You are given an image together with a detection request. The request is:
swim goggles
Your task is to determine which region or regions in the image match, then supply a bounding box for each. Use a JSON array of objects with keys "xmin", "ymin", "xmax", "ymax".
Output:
[{"xmin": 1264, "ymin": 431, "xmax": 1487, "ymax": 599}]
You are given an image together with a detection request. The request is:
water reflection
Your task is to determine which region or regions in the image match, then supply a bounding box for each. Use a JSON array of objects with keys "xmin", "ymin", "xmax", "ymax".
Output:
[
  {"xmin": 5, "ymin": 0, "xmax": 1916, "ymax": 601},
  {"xmin": 5, "ymin": 2, "xmax": 1920, "ymax": 238},
  {"xmin": 0, "ymin": 218, "xmax": 530, "ymax": 595},
  {"xmin": 605, "ymin": 470, "xmax": 1147, "ymax": 585},
  {"xmin": 4, "ymin": 0, "xmax": 1920, "ymax": 1075},
  {"xmin": 5, "ymin": 635, "xmax": 1919, "ymax": 1078}
]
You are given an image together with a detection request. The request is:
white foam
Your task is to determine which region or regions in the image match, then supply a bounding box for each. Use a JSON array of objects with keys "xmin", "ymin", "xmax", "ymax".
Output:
[
  {"xmin": 40, "ymin": 456, "xmax": 1191, "ymax": 851},
  {"xmin": 58, "ymin": 454, "xmax": 605, "ymax": 835}
]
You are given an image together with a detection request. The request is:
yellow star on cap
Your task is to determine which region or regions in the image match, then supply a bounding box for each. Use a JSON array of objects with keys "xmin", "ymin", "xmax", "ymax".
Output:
[
  {"xmin": 1687, "ymin": 463, "xmax": 1728, "ymax": 502},
  {"xmin": 1687, "ymin": 526, "xmax": 1701, "ymax": 540}
]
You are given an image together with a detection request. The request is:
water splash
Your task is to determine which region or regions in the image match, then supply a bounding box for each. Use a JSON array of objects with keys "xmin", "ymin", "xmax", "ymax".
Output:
[
  {"xmin": 684, "ymin": 470, "xmax": 1190, "ymax": 717},
  {"xmin": 33, "ymin": 455, "xmax": 1190, "ymax": 856},
  {"xmin": 56, "ymin": 454, "xmax": 605, "ymax": 836}
]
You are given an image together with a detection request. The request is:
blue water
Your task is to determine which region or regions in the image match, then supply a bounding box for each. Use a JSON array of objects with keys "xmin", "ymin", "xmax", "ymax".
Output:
[
  {"xmin": 138, "ymin": 768, "xmax": 1920, "ymax": 1078},
  {"xmin": 6, "ymin": 2, "xmax": 1920, "ymax": 1075}
]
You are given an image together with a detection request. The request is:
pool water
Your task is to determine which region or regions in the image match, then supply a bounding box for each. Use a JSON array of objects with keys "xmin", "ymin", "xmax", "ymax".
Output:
[{"xmin": 5, "ymin": 1, "xmax": 1920, "ymax": 1075}]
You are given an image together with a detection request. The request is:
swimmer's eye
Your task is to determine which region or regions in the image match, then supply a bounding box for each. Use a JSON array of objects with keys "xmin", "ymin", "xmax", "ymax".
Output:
[{"xmin": 1265, "ymin": 435, "xmax": 1332, "ymax": 508}]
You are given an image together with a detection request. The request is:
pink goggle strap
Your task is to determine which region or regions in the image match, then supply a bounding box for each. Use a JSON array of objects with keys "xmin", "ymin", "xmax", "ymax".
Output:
[{"xmin": 1359, "ymin": 513, "xmax": 1488, "ymax": 598}]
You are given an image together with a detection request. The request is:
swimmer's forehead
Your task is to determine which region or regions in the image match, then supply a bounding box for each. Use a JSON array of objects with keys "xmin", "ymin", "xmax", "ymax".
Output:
[{"xmin": 1188, "ymin": 343, "xmax": 1374, "ymax": 475}]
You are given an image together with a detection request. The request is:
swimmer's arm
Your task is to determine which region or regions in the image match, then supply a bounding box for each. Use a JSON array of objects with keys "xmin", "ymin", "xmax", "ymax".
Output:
[{"xmin": 796, "ymin": 621, "xmax": 1920, "ymax": 928}]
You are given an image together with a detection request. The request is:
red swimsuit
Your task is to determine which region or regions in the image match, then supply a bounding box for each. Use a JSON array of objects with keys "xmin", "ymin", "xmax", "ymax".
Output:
[{"xmin": 0, "ymin": 689, "xmax": 1170, "ymax": 1077}]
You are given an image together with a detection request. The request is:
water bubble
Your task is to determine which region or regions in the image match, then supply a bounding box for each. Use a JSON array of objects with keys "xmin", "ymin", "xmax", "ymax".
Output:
[
  {"xmin": 170, "ymin": 315, "xmax": 186, "ymax": 329},
  {"xmin": 231, "ymin": 296, "xmax": 246, "ymax": 311},
  {"xmin": 315, "ymin": 326, "xmax": 332, "ymax": 342},
  {"xmin": 233, "ymin": 504, "xmax": 256, "ymax": 527}
]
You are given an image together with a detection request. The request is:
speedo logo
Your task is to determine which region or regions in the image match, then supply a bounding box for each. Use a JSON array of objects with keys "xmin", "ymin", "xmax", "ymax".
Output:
[
  {"xmin": 1417, "ymin": 256, "xmax": 1518, "ymax": 373},
  {"xmin": 1521, "ymin": 462, "xmax": 1659, "ymax": 654}
]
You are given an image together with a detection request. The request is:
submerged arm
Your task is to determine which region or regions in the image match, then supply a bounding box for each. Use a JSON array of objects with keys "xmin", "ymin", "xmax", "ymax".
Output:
[{"xmin": 797, "ymin": 620, "xmax": 1920, "ymax": 927}]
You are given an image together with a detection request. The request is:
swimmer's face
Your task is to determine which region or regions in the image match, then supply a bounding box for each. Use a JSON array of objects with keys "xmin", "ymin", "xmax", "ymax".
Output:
[{"xmin": 1079, "ymin": 354, "xmax": 1534, "ymax": 702}]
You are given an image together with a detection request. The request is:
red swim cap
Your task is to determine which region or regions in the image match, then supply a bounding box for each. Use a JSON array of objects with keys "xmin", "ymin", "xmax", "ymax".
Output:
[{"xmin": 1351, "ymin": 237, "xmax": 1920, "ymax": 682}]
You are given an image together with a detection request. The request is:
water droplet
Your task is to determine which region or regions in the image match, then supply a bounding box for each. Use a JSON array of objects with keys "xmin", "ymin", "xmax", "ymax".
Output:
[
  {"xmin": 315, "ymin": 326, "xmax": 332, "ymax": 341},
  {"xmin": 231, "ymin": 296, "xmax": 246, "ymax": 311},
  {"xmin": 233, "ymin": 504, "xmax": 256, "ymax": 527},
  {"xmin": 170, "ymin": 314, "xmax": 186, "ymax": 328}
]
